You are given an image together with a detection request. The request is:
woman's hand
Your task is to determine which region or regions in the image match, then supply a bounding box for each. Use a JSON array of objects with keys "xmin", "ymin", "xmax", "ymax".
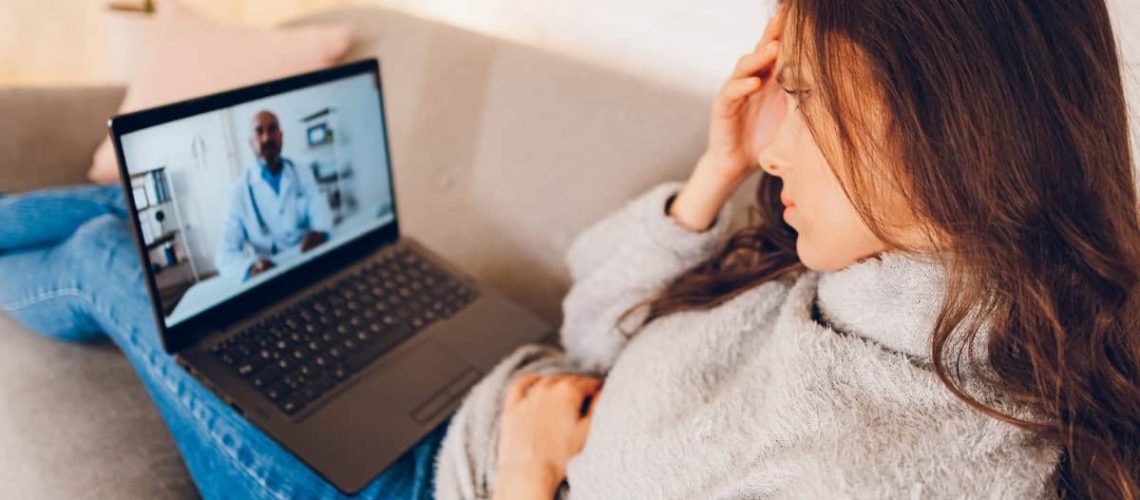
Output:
[
  {"xmin": 492, "ymin": 373, "xmax": 603, "ymax": 500},
  {"xmin": 670, "ymin": 7, "xmax": 788, "ymax": 232},
  {"xmin": 705, "ymin": 7, "xmax": 788, "ymax": 183}
]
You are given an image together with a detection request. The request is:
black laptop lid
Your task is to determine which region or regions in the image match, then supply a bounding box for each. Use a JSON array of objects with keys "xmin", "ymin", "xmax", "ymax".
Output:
[{"xmin": 109, "ymin": 59, "xmax": 401, "ymax": 353}]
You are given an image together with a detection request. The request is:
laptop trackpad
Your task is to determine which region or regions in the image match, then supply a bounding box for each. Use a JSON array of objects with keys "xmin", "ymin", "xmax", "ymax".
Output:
[
  {"xmin": 289, "ymin": 340, "xmax": 482, "ymax": 491},
  {"xmin": 356, "ymin": 339, "xmax": 478, "ymax": 421}
]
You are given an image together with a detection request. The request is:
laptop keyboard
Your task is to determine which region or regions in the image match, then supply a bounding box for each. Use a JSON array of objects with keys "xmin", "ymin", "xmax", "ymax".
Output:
[{"xmin": 207, "ymin": 245, "xmax": 480, "ymax": 417}]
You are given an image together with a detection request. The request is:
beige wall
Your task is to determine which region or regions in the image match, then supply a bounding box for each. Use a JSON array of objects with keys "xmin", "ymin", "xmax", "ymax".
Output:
[
  {"xmin": 2, "ymin": 0, "xmax": 1137, "ymax": 91},
  {"xmin": 1, "ymin": 0, "xmax": 1138, "ymax": 160},
  {"xmin": 0, "ymin": 0, "xmax": 351, "ymax": 86},
  {"xmin": 361, "ymin": 0, "xmax": 1140, "ymax": 123},
  {"xmin": 363, "ymin": 0, "xmax": 1140, "ymax": 93},
  {"xmin": 365, "ymin": 0, "xmax": 1140, "ymax": 166},
  {"xmin": 365, "ymin": 0, "xmax": 778, "ymax": 94}
]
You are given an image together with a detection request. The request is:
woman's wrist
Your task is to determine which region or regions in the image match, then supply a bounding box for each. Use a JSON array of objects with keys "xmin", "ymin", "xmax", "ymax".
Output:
[
  {"xmin": 669, "ymin": 153, "xmax": 746, "ymax": 232},
  {"xmin": 492, "ymin": 463, "xmax": 563, "ymax": 500}
]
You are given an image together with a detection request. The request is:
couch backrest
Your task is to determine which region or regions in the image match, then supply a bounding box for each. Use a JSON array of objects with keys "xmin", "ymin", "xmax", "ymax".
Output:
[
  {"xmin": 0, "ymin": 86, "xmax": 126, "ymax": 192},
  {"xmin": 291, "ymin": 7, "xmax": 759, "ymax": 322}
]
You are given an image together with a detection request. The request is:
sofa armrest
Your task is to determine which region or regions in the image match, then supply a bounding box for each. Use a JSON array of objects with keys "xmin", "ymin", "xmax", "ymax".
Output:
[{"xmin": 0, "ymin": 86, "xmax": 126, "ymax": 192}]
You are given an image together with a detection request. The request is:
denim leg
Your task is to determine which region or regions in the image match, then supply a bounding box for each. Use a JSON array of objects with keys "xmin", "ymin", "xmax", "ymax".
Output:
[
  {"xmin": 0, "ymin": 184, "xmax": 128, "ymax": 251},
  {"xmin": 0, "ymin": 214, "xmax": 449, "ymax": 499},
  {"xmin": 0, "ymin": 221, "xmax": 114, "ymax": 344}
]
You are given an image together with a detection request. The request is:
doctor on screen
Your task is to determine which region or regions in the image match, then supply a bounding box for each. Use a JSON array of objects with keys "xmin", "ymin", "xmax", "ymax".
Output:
[{"xmin": 215, "ymin": 110, "xmax": 333, "ymax": 281}]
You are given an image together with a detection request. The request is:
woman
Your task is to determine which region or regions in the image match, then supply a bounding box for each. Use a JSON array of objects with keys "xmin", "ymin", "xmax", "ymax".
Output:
[
  {"xmin": 2, "ymin": 1, "xmax": 1137, "ymax": 500},
  {"xmin": 460, "ymin": 0, "xmax": 1140, "ymax": 499}
]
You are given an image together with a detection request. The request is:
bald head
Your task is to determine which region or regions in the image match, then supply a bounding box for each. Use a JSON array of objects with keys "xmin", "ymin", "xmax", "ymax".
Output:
[{"xmin": 250, "ymin": 110, "xmax": 283, "ymax": 169}]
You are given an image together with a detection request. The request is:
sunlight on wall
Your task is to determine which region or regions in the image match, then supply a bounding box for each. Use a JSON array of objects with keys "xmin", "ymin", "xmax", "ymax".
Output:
[
  {"xmin": 361, "ymin": 0, "xmax": 1140, "ymax": 164},
  {"xmin": 356, "ymin": 0, "xmax": 777, "ymax": 94},
  {"xmin": 0, "ymin": 0, "xmax": 1138, "ymax": 165},
  {"xmin": 2, "ymin": 0, "xmax": 1137, "ymax": 92},
  {"xmin": 0, "ymin": 0, "xmax": 350, "ymax": 85}
]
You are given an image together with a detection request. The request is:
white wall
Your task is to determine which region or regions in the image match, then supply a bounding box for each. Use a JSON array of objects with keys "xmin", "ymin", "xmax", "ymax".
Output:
[
  {"xmin": 4, "ymin": 0, "xmax": 1137, "ymax": 104},
  {"xmin": 1109, "ymin": 0, "xmax": 1140, "ymax": 63},
  {"xmin": 369, "ymin": 0, "xmax": 1138, "ymax": 88},
  {"xmin": 361, "ymin": 0, "xmax": 775, "ymax": 94},
  {"xmin": 1109, "ymin": 0, "xmax": 1140, "ymax": 164},
  {"xmin": 119, "ymin": 110, "xmax": 235, "ymax": 276},
  {"xmin": 1108, "ymin": 0, "xmax": 1140, "ymax": 166},
  {"xmin": 366, "ymin": 0, "xmax": 1140, "ymax": 165}
]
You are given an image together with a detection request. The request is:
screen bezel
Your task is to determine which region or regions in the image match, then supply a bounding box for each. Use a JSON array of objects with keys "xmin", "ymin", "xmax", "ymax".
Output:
[{"xmin": 108, "ymin": 59, "xmax": 401, "ymax": 354}]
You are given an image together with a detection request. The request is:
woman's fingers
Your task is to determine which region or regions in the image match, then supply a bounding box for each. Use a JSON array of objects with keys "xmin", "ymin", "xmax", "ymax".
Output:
[
  {"xmin": 565, "ymin": 376, "xmax": 604, "ymax": 397},
  {"xmin": 506, "ymin": 373, "xmax": 602, "ymax": 409},
  {"xmin": 540, "ymin": 375, "xmax": 601, "ymax": 409},
  {"xmin": 715, "ymin": 77, "xmax": 763, "ymax": 115},
  {"xmin": 504, "ymin": 373, "xmax": 544, "ymax": 407},
  {"xmin": 550, "ymin": 375, "xmax": 601, "ymax": 395},
  {"xmin": 731, "ymin": 42, "xmax": 780, "ymax": 79},
  {"xmin": 495, "ymin": 375, "xmax": 603, "ymax": 484},
  {"xmin": 717, "ymin": 41, "xmax": 779, "ymax": 117}
]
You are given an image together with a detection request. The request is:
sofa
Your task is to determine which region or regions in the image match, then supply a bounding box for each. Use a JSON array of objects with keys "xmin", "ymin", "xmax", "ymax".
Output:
[{"xmin": 0, "ymin": 6, "xmax": 759, "ymax": 498}]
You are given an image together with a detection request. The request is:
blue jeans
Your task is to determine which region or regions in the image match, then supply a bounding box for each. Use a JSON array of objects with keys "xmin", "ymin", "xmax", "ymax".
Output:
[{"xmin": 0, "ymin": 185, "xmax": 449, "ymax": 499}]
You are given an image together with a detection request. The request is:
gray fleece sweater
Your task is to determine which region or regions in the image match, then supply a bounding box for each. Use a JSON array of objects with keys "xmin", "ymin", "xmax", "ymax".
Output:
[{"xmin": 433, "ymin": 180, "xmax": 1061, "ymax": 499}]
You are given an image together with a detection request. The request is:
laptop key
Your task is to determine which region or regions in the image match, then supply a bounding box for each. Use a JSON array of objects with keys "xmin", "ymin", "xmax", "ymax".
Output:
[
  {"xmin": 250, "ymin": 365, "xmax": 281, "ymax": 389},
  {"xmin": 344, "ymin": 326, "xmax": 414, "ymax": 372},
  {"xmin": 280, "ymin": 399, "xmax": 302, "ymax": 416},
  {"xmin": 265, "ymin": 381, "xmax": 290, "ymax": 402}
]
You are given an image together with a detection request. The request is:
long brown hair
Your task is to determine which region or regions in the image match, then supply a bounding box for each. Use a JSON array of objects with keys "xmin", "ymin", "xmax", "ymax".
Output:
[{"xmin": 619, "ymin": 0, "xmax": 1140, "ymax": 497}]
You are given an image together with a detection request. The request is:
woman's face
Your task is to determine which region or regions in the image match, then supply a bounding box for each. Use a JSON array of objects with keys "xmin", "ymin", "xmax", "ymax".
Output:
[{"xmin": 755, "ymin": 45, "xmax": 891, "ymax": 272}]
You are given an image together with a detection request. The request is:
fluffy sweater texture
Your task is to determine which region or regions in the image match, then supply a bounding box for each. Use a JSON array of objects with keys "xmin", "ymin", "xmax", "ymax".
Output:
[{"xmin": 432, "ymin": 180, "xmax": 1061, "ymax": 499}]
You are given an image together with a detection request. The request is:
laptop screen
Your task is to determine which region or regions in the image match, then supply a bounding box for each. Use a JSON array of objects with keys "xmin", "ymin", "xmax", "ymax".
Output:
[{"xmin": 117, "ymin": 71, "xmax": 395, "ymax": 328}]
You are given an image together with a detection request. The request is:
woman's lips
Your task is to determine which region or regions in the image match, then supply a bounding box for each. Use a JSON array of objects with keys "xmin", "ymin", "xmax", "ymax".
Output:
[{"xmin": 780, "ymin": 193, "xmax": 795, "ymax": 221}]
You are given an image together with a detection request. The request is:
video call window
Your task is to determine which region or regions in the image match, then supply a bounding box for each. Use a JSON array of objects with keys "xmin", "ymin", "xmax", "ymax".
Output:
[{"xmin": 119, "ymin": 73, "xmax": 395, "ymax": 327}]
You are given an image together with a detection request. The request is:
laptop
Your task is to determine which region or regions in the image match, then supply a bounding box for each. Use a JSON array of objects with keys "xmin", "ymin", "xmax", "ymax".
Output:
[{"xmin": 108, "ymin": 59, "xmax": 553, "ymax": 494}]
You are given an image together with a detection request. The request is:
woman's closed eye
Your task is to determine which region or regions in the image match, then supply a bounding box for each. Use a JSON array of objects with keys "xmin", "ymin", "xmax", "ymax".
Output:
[
  {"xmin": 781, "ymin": 86, "xmax": 811, "ymax": 112},
  {"xmin": 781, "ymin": 86, "xmax": 811, "ymax": 97}
]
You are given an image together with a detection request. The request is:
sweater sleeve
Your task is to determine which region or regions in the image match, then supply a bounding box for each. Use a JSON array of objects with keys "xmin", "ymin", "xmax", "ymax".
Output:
[{"xmin": 559, "ymin": 180, "xmax": 734, "ymax": 374}]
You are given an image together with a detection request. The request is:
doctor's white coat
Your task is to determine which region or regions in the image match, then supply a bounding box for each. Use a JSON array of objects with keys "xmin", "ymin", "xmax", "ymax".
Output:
[{"xmin": 214, "ymin": 158, "xmax": 334, "ymax": 279}]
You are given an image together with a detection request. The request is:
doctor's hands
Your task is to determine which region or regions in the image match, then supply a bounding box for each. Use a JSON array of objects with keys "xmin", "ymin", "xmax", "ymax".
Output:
[
  {"xmin": 245, "ymin": 231, "xmax": 326, "ymax": 278},
  {"xmin": 669, "ymin": 6, "xmax": 787, "ymax": 233},
  {"xmin": 248, "ymin": 258, "xmax": 276, "ymax": 278},
  {"xmin": 300, "ymin": 230, "xmax": 328, "ymax": 252},
  {"xmin": 492, "ymin": 373, "xmax": 603, "ymax": 500}
]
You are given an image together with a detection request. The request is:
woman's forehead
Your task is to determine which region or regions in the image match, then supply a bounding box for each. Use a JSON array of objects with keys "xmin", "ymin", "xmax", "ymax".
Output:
[
  {"xmin": 775, "ymin": 12, "xmax": 813, "ymax": 83},
  {"xmin": 775, "ymin": 47, "xmax": 810, "ymax": 86}
]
